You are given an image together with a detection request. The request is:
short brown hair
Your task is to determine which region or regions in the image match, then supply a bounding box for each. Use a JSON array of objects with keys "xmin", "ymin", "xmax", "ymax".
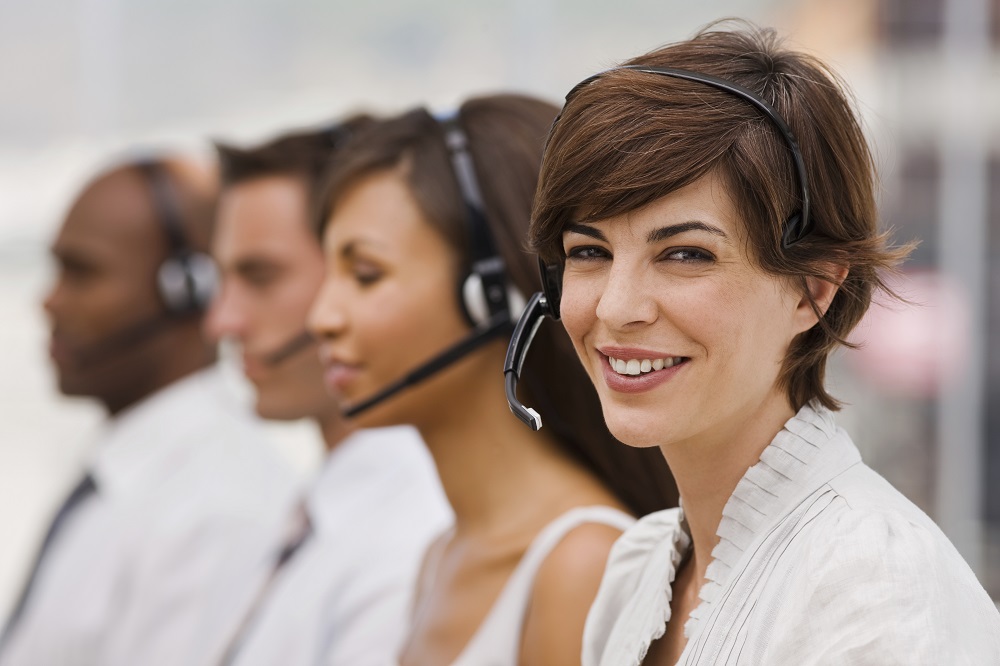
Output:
[
  {"xmin": 531, "ymin": 23, "xmax": 912, "ymax": 411},
  {"xmin": 214, "ymin": 114, "xmax": 373, "ymax": 234},
  {"xmin": 319, "ymin": 94, "xmax": 678, "ymax": 516}
]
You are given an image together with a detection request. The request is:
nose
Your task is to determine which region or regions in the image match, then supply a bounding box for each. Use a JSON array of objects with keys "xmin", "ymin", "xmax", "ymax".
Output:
[
  {"xmin": 42, "ymin": 275, "xmax": 65, "ymax": 321},
  {"xmin": 307, "ymin": 277, "xmax": 348, "ymax": 341},
  {"xmin": 594, "ymin": 260, "xmax": 657, "ymax": 330},
  {"xmin": 204, "ymin": 283, "xmax": 245, "ymax": 342}
]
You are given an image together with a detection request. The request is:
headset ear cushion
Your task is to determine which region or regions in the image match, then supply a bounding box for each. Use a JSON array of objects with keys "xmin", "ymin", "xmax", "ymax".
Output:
[
  {"xmin": 461, "ymin": 272, "xmax": 489, "ymax": 327},
  {"xmin": 157, "ymin": 252, "xmax": 218, "ymax": 314},
  {"xmin": 461, "ymin": 271, "xmax": 527, "ymax": 327},
  {"xmin": 185, "ymin": 252, "xmax": 219, "ymax": 310},
  {"xmin": 506, "ymin": 285, "xmax": 527, "ymax": 321},
  {"xmin": 539, "ymin": 260, "xmax": 563, "ymax": 321}
]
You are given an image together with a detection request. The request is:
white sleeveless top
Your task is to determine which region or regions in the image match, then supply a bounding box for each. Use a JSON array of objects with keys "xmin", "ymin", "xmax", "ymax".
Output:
[{"xmin": 451, "ymin": 505, "xmax": 636, "ymax": 666}]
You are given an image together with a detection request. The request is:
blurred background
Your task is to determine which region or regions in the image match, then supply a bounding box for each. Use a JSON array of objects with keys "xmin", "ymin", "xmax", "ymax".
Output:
[{"xmin": 1, "ymin": 0, "xmax": 997, "ymax": 613}]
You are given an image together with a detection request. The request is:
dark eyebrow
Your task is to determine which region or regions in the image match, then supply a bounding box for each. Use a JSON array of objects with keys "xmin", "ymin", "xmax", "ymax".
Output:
[
  {"xmin": 339, "ymin": 238, "xmax": 386, "ymax": 260},
  {"xmin": 563, "ymin": 223, "xmax": 607, "ymax": 242},
  {"xmin": 565, "ymin": 220, "xmax": 727, "ymax": 244},
  {"xmin": 647, "ymin": 221, "xmax": 727, "ymax": 243},
  {"xmin": 234, "ymin": 257, "xmax": 282, "ymax": 276}
]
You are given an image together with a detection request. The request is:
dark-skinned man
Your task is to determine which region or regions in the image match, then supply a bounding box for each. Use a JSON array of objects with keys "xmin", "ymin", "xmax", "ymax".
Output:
[{"xmin": 0, "ymin": 155, "xmax": 299, "ymax": 666}]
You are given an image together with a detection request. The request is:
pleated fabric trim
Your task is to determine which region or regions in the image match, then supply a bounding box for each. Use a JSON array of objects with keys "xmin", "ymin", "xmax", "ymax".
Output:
[
  {"xmin": 590, "ymin": 508, "xmax": 690, "ymax": 666},
  {"xmin": 683, "ymin": 404, "xmax": 839, "ymax": 638}
]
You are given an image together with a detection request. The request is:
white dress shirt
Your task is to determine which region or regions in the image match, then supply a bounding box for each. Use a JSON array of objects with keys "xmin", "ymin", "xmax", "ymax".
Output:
[
  {"xmin": 583, "ymin": 404, "xmax": 1000, "ymax": 666},
  {"xmin": 0, "ymin": 365, "xmax": 301, "ymax": 666},
  {"xmin": 185, "ymin": 426, "xmax": 452, "ymax": 666}
]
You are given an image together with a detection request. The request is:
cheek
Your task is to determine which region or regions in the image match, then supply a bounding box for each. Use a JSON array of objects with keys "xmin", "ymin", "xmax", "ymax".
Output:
[
  {"xmin": 557, "ymin": 276, "xmax": 600, "ymax": 358},
  {"xmin": 358, "ymin": 281, "xmax": 467, "ymax": 371}
]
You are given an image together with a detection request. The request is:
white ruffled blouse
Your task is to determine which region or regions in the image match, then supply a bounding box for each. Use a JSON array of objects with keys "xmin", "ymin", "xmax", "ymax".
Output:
[{"xmin": 583, "ymin": 404, "xmax": 1000, "ymax": 665}]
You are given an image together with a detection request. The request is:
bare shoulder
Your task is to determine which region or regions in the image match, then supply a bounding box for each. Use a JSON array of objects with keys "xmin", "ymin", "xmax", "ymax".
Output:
[
  {"xmin": 538, "ymin": 521, "xmax": 624, "ymax": 587},
  {"xmin": 519, "ymin": 522, "xmax": 626, "ymax": 666}
]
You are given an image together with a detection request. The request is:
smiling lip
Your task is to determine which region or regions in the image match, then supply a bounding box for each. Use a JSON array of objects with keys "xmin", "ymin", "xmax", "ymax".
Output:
[
  {"xmin": 597, "ymin": 346, "xmax": 689, "ymax": 394},
  {"xmin": 317, "ymin": 346, "xmax": 362, "ymax": 394}
]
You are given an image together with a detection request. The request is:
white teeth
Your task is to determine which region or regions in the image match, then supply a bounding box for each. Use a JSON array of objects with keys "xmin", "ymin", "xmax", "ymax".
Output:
[{"xmin": 608, "ymin": 355, "xmax": 684, "ymax": 376}]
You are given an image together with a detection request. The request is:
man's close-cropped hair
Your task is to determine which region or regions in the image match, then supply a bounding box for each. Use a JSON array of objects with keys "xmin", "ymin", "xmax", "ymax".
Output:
[
  {"xmin": 214, "ymin": 114, "xmax": 374, "ymax": 233},
  {"xmin": 530, "ymin": 21, "xmax": 913, "ymax": 412}
]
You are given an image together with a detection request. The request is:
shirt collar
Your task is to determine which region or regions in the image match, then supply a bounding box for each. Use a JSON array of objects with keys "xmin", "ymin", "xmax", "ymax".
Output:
[
  {"xmin": 302, "ymin": 426, "xmax": 427, "ymax": 534},
  {"xmin": 87, "ymin": 365, "xmax": 239, "ymax": 498}
]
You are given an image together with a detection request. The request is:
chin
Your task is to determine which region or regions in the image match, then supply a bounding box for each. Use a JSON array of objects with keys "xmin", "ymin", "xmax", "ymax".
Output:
[
  {"xmin": 601, "ymin": 402, "xmax": 685, "ymax": 450},
  {"xmin": 55, "ymin": 373, "xmax": 91, "ymax": 399},
  {"xmin": 604, "ymin": 414, "xmax": 664, "ymax": 449}
]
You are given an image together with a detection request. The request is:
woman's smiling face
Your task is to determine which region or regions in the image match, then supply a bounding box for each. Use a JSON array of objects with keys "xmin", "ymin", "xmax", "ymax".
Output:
[{"xmin": 559, "ymin": 171, "xmax": 813, "ymax": 450}]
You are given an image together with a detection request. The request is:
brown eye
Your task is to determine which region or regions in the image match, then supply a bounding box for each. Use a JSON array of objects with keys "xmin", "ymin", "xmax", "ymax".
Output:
[
  {"xmin": 565, "ymin": 246, "xmax": 610, "ymax": 261},
  {"xmin": 352, "ymin": 262, "xmax": 383, "ymax": 286},
  {"xmin": 664, "ymin": 248, "xmax": 714, "ymax": 263}
]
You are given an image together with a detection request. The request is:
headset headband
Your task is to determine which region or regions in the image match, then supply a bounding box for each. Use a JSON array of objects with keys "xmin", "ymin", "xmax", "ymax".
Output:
[
  {"xmin": 436, "ymin": 109, "xmax": 514, "ymax": 327},
  {"xmin": 556, "ymin": 65, "xmax": 813, "ymax": 248},
  {"xmin": 437, "ymin": 111, "xmax": 502, "ymax": 265},
  {"xmin": 137, "ymin": 160, "xmax": 191, "ymax": 255}
]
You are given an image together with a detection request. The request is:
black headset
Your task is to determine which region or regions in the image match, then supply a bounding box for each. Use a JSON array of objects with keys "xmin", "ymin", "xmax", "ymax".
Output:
[
  {"xmin": 504, "ymin": 65, "xmax": 814, "ymax": 430},
  {"xmin": 340, "ymin": 109, "xmax": 525, "ymax": 418},
  {"xmin": 438, "ymin": 111, "xmax": 527, "ymax": 328},
  {"xmin": 138, "ymin": 160, "xmax": 218, "ymax": 315}
]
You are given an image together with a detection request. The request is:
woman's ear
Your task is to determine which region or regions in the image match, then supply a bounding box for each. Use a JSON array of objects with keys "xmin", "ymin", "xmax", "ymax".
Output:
[{"xmin": 793, "ymin": 264, "xmax": 849, "ymax": 333}]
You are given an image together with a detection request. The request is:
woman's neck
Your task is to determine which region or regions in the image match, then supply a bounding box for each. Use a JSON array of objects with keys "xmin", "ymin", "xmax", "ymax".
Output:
[
  {"xmin": 416, "ymin": 354, "xmax": 611, "ymax": 538},
  {"xmin": 662, "ymin": 392, "xmax": 796, "ymax": 584}
]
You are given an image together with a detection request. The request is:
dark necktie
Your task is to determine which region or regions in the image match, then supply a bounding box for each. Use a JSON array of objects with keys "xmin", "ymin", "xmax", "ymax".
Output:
[
  {"xmin": 0, "ymin": 473, "xmax": 98, "ymax": 652},
  {"xmin": 217, "ymin": 503, "xmax": 313, "ymax": 666}
]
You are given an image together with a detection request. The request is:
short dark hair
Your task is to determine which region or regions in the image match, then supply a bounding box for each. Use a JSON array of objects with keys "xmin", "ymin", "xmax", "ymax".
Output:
[
  {"xmin": 531, "ymin": 22, "xmax": 913, "ymax": 412},
  {"xmin": 319, "ymin": 94, "xmax": 679, "ymax": 517},
  {"xmin": 214, "ymin": 114, "xmax": 374, "ymax": 233}
]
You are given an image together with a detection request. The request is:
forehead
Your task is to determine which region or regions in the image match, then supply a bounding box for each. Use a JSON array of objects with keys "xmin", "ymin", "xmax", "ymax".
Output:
[
  {"xmin": 216, "ymin": 175, "xmax": 315, "ymax": 253},
  {"xmin": 324, "ymin": 169, "xmax": 452, "ymax": 260},
  {"xmin": 54, "ymin": 169, "xmax": 166, "ymax": 263},
  {"xmin": 572, "ymin": 171, "xmax": 742, "ymax": 240}
]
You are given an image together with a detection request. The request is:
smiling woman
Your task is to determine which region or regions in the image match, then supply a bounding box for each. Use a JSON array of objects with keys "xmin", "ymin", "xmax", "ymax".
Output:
[{"xmin": 527, "ymin": 22, "xmax": 1000, "ymax": 666}]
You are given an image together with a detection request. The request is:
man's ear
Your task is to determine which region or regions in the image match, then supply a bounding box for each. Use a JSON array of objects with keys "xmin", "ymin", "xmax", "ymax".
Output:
[{"xmin": 793, "ymin": 264, "xmax": 849, "ymax": 333}]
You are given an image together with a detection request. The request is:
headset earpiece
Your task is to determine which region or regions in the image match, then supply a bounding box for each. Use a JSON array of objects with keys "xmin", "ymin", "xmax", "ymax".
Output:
[
  {"xmin": 139, "ymin": 160, "xmax": 218, "ymax": 316},
  {"xmin": 461, "ymin": 271, "xmax": 527, "ymax": 328},
  {"xmin": 157, "ymin": 251, "xmax": 218, "ymax": 314},
  {"xmin": 538, "ymin": 259, "xmax": 563, "ymax": 321}
]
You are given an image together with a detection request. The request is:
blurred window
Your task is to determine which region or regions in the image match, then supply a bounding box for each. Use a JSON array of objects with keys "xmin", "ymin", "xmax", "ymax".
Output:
[
  {"xmin": 883, "ymin": 148, "xmax": 940, "ymax": 268},
  {"xmin": 986, "ymin": 154, "xmax": 1000, "ymax": 524},
  {"xmin": 878, "ymin": 0, "xmax": 944, "ymax": 47}
]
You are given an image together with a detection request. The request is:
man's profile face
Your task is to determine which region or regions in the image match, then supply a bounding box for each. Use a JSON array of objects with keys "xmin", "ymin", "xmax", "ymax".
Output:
[
  {"xmin": 43, "ymin": 170, "xmax": 168, "ymax": 406},
  {"xmin": 206, "ymin": 175, "xmax": 332, "ymax": 421}
]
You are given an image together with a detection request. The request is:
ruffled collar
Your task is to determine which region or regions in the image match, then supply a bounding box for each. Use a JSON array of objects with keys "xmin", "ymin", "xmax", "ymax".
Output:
[
  {"xmin": 584, "ymin": 404, "xmax": 861, "ymax": 666},
  {"xmin": 684, "ymin": 402, "xmax": 859, "ymax": 638}
]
